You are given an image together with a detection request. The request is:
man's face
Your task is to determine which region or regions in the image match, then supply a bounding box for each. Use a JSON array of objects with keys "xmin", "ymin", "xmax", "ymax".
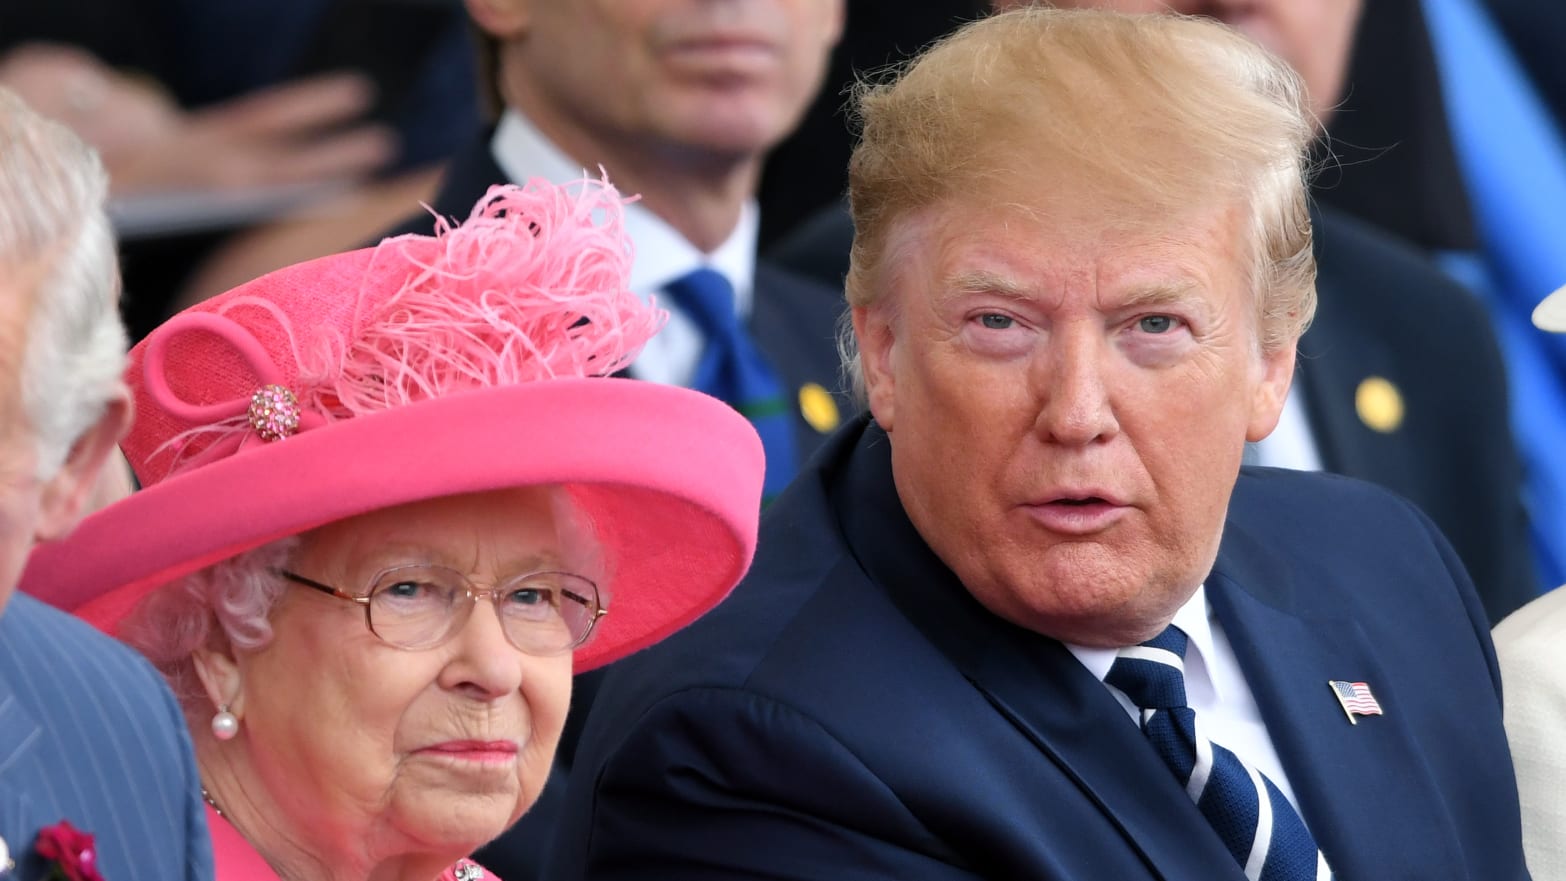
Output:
[
  {"xmin": 1003, "ymin": 0, "xmax": 1363, "ymax": 121},
  {"xmin": 854, "ymin": 187, "xmax": 1294, "ymax": 648},
  {"xmin": 0, "ymin": 277, "xmax": 44, "ymax": 613},
  {"xmin": 489, "ymin": 0, "xmax": 844, "ymax": 163}
]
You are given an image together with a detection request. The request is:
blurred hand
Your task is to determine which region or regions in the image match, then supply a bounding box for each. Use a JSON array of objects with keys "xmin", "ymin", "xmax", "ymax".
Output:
[{"xmin": 0, "ymin": 43, "xmax": 397, "ymax": 195}]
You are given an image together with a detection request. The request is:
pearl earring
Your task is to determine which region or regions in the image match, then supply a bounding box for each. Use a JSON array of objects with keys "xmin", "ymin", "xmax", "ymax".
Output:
[{"xmin": 211, "ymin": 705, "xmax": 239, "ymax": 741}]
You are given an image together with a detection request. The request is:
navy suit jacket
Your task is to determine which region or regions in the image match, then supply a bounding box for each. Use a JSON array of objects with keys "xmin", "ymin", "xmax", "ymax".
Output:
[
  {"xmin": 0, "ymin": 594, "xmax": 211, "ymax": 880},
  {"xmin": 768, "ymin": 201, "xmax": 1538, "ymax": 622},
  {"xmin": 547, "ymin": 417, "xmax": 1527, "ymax": 880},
  {"xmin": 383, "ymin": 136, "xmax": 851, "ymax": 460}
]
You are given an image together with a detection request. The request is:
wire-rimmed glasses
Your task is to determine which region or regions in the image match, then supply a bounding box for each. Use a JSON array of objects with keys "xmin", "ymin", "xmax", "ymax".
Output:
[{"xmin": 277, "ymin": 564, "xmax": 606, "ymax": 655}]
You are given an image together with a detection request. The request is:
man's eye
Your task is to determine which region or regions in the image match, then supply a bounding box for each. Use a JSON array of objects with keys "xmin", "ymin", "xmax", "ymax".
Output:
[
  {"xmin": 1138, "ymin": 315, "xmax": 1177, "ymax": 334},
  {"xmin": 978, "ymin": 314, "xmax": 1015, "ymax": 330}
]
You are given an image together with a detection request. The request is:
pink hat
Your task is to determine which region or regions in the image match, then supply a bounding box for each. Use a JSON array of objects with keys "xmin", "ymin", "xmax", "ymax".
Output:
[{"xmin": 20, "ymin": 180, "xmax": 764, "ymax": 673}]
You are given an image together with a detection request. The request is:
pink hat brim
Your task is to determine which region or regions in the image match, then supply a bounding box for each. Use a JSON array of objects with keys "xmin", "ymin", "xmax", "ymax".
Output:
[{"xmin": 20, "ymin": 379, "xmax": 763, "ymax": 673}]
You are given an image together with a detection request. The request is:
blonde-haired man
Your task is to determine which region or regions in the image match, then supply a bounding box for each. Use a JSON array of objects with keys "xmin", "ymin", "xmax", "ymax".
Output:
[{"xmin": 548, "ymin": 10, "xmax": 1526, "ymax": 880}]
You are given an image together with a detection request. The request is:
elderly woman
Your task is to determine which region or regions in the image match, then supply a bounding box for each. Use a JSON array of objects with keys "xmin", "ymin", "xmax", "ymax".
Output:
[{"xmin": 20, "ymin": 180, "xmax": 764, "ymax": 880}]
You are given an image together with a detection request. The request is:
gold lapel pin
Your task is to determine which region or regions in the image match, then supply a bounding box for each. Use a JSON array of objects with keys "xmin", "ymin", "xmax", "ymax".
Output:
[
  {"xmin": 1355, "ymin": 376, "xmax": 1404, "ymax": 434},
  {"xmin": 798, "ymin": 383, "xmax": 840, "ymax": 434}
]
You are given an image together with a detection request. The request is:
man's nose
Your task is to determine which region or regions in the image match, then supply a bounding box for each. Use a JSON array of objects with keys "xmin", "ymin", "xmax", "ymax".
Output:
[{"xmin": 1032, "ymin": 329, "xmax": 1119, "ymax": 446}]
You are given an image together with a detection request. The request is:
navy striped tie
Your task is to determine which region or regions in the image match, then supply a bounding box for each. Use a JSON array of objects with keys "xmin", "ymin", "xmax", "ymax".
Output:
[
  {"xmin": 1106, "ymin": 626, "xmax": 1332, "ymax": 881},
  {"xmin": 664, "ymin": 268, "xmax": 796, "ymax": 501}
]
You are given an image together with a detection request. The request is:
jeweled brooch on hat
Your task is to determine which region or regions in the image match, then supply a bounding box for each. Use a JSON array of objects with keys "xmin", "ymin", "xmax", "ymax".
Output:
[{"xmin": 248, "ymin": 384, "xmax": 301, "ymax": 442}]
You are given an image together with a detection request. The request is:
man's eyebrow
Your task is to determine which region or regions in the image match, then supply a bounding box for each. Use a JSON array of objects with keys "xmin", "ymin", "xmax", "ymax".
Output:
[
  {"xmin": 1118, "ymin": 280, "xmax": 1203, "ymax": 309},
  {"xmin": 1114, "ymin": 278, "xmax": 1208, "ymax": 320},
  {"xmin": 937, "ymin": 269, "xmax": 1032, "ymax": 302}
]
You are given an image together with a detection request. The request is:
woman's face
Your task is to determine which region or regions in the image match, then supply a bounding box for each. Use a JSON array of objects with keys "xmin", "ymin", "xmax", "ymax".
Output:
[{"xmin": 232, "ymin": 486, "xmax": 580, "ymax": 859}]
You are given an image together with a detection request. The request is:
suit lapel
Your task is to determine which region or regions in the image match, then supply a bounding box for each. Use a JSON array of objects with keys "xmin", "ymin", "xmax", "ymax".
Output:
[
  {"xmin": 964, "ymin": 627, "xmax": 1252, "ymax": 880},
  {"xmin": 749, "ymin": 264, "xmax": 853, "ymax": 460},
  {"xmin": 837, "ymin": 421, "xmax": 1246, "ymax": 881},
  {"xmin": 1206, "ymin": 522, "xmax": 1466, "ymax": 879}
]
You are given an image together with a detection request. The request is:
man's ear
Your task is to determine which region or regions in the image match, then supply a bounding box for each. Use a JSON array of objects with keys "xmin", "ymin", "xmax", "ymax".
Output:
[
  {"xmin": 34, "ymin": 389, "xmax": 132, "ymax": 542},
  {"xmin": 1245, "ymin": 342, "xmax": 1297, "ymax": 443},
  {"xmin": 852, "ymin": 304, "xmax": 897, "ymax": 432},
  {"xmin": 464, "ymin": 0, "xmax": 531, "ymax": 39}
]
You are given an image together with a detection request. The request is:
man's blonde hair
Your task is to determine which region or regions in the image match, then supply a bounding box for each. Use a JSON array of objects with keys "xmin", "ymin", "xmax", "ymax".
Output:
[{"xmin": 843, "ymin": 7, "xmax": 1318, "ymax": 386}]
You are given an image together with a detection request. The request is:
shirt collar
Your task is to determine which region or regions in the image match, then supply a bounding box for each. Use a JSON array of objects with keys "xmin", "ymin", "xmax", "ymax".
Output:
[
  {"xmin": 490, "ymin": 109, "xmax": 758, "ymax": 315},
  {"xmin": 1064, "ymin": 584, "xmax": 1225, "ymax": 704}
]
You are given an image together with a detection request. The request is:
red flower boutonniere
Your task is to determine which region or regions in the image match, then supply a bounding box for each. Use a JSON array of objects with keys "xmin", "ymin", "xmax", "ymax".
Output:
[{"xmin": 33, "ymin": 821, "xmax": 105, "ymax": 881}]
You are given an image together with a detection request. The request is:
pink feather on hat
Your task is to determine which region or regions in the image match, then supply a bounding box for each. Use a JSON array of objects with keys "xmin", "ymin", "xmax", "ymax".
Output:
[{"xmin": 138, "ymin": 178, "xmax": 666, "ymax": 481}]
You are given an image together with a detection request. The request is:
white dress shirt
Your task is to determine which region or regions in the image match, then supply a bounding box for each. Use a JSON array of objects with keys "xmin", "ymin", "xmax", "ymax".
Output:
[
  {"xmin": 1065, "ymin": 585, "xmax": 1306, "ymax": 814},
  {"xmin": 490, "ymin": 109, "xmax": 760, "ymax": 387}
]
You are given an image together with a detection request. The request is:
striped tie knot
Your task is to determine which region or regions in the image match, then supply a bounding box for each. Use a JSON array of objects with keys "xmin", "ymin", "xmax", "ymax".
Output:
[
  {"xmin": 1103, "ymin": 623, "xmax": 1333, "ymax": 881},
  {"xmin": 1106, "ymin": 624, "xmax": 1190, "ymax": 710}
]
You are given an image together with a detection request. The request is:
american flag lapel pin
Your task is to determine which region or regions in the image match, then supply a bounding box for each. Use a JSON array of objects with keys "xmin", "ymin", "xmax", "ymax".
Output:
[{"xmin": 1329, "ymin": 680, "xmax": 1385, "ymax": 725}]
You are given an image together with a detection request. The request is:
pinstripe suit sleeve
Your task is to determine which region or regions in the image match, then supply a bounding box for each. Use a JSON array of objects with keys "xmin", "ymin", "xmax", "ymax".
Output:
[{"xmin": 0, "ymin": 594, "xmax": 214, "ymax": 880}]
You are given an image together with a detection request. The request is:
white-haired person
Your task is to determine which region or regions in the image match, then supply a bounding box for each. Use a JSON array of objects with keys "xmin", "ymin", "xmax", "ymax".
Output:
[
  {"xmin": 1495, "ymin": 283, "xmax": 1566, "ymax": 881},
  {"xmin": 0, "ymin": 88, "xmax": 211, "ymax": 879},
  {"xmin": 20, "ymin": 179, "xmax": 765, "ymax": 880}
]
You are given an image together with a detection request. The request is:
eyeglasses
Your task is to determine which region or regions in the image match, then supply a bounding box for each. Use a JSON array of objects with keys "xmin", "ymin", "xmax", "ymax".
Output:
[{"xmin": 277, "ymin": 564, "xmax": 606, "ymax": 655}]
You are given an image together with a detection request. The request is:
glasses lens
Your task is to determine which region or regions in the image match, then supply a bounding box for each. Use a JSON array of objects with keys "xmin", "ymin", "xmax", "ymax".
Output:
[
  {"xmin": 367, "ymin": 566, "xmax": 465, "ymax": 649},
  {"xmin": 498, "ymin": 572, "xmax": 600, "ymax": 654}
]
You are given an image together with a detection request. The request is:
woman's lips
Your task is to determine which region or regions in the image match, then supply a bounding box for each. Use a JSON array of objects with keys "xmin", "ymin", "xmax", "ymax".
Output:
[{"xmin": 417, "ymin": 740, "xmax": 520, "ymax": 764}]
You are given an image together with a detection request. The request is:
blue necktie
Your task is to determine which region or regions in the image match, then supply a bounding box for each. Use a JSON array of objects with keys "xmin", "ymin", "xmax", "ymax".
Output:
[
  {"xmin": 1106, "ymin": 626, "xmax": 1332, "ymax": 881},
  {"xmin": 664, "ymin": 268, "xmax": 797, "ymax": 501}
]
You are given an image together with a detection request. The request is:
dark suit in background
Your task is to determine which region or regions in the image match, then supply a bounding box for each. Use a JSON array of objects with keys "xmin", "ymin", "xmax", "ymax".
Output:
[
  {"xmin": 0, "ymin": 594, "xmax": 211, "ymax": 880},
  {"xmin": 1299, "ymin": 206, "xmax": 1535, "ymax": 618},
  {"xmin": 1315, "ymin": 0, "xmax": 1477, "ymax": 254},
  {"xmin": 1483, "ymin": 0, "xmax": 1566, "ymax": 126},
  {"xmin": 546, "ymin": 418, "xmax": 1526, "ymax": 880}
]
